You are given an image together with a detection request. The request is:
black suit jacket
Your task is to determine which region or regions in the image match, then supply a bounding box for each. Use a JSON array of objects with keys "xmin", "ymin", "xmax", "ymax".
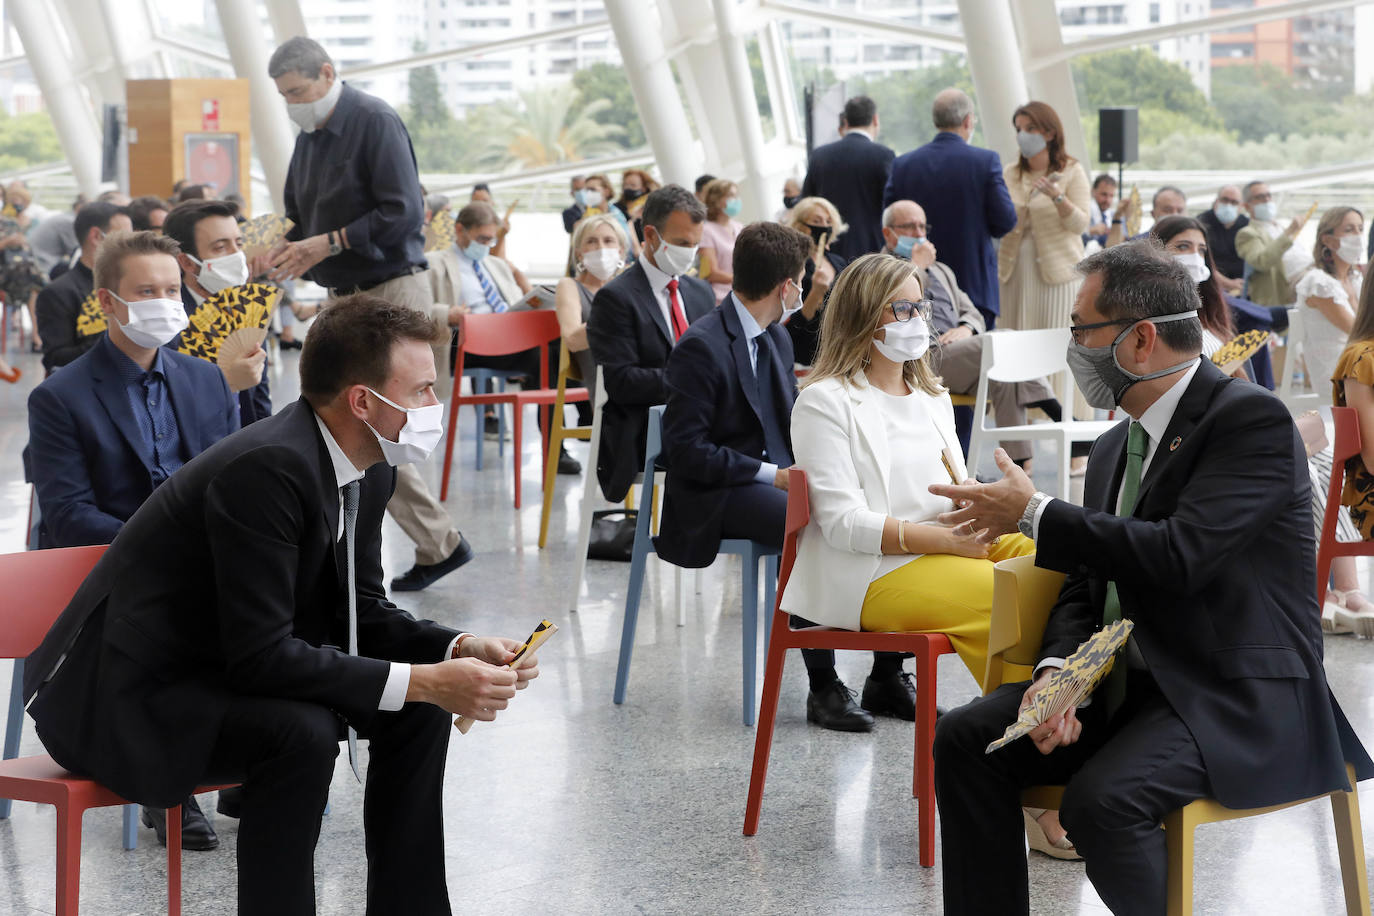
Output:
[
  {"xmin": 585, "ymin": 262, "xmax": 714, "ymax": 502},
  {"xmin": 24, "ymin": 399, "xmax": 460, "ymax": 806},
  {"xmin": 181, "ymin": 287, "xmax": 272, "ymax": 425},
  {"xmin": 657, "ymin": 295, "xmax": 796, "ymax": 567},
  {"xmin": 1034, "ymin": 361, "xmax": 1372, "ymax": 808},
  {"xmin": 35, "ymin": 260, "xmax": 98, "ymax": 372},
  {"xmin": 801, "ymin": 132, "xmax": 895, "ymax": 261}
]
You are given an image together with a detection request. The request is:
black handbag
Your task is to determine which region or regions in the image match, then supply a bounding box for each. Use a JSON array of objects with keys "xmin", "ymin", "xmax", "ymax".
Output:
[{"xmin": 587, "ymin": 509, "xmax": 637, "ymax": 562}]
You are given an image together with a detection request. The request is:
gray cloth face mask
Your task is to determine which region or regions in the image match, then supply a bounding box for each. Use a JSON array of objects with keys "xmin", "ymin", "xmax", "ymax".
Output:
[{"xmin": 1065, "ymin": 310, "xmax": 1200, "ymax": 410}]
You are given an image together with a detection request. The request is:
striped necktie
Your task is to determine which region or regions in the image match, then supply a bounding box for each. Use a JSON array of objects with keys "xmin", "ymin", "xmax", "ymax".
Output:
[
  {"xmin": 472, "ymin": 259, "xmax": 508, "ymax": 313},
  {"xmin": 1100, "ymin": 421, "xmax": 1147, "ymax": 717}
]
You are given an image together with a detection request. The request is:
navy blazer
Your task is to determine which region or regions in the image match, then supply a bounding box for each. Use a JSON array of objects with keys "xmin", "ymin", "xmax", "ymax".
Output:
[
  {"xmin": 657, "ymin": 296, "xmax": 795, "ymax": 568},
  {"xmin": 802, "ymin": 133, "xmax": 895, "ymax": 261},
  {"xmin": 883, "ymin": 132, "xmax": 1017, "ymax": 321},
  {"xmin": 586, "ymin": 261, "xmax": 715, "ymax": 502},
  {"xmin": 1225, "ymin": 294, "xmax": 1275, "ymax": 390},
  {"xmin": 26, "ymin": 335, "xmax": 239, "ymax": 548},
  {"xmin": 181, "ymin": 287, "xmax": 272, "ymax": 425},
  {"xmin": 1035, "ymin": 361, "xmax": 1372, "ymax": 809}
]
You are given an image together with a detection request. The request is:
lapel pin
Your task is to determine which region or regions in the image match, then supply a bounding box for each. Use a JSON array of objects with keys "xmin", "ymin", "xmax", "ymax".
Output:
[{"xmin": 1170, "ymin": 436, "xmax": 1182, "ymax": 451}]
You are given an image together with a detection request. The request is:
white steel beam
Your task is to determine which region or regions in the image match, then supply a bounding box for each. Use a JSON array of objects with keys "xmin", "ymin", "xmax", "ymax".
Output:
[
  {"xmin": 264, "ymin": 0, "xmax": 309, "ymax": 43},
  {"xmin": 957, "ymin": 0, "xmax": 1029, "ymax": 162},
  {"xmin": 154, "ymin": 35, "xmax": 234, "ymax": 70},
  {"xmin": 760, "ymin": 20, "xmax": 803, "ymax": 148},
  {"xmin": 714, "ymin": 0, "xmax": 772, "ymax": 220},
  {"xmin": 345, "ymin": 22, "xmax": 610, "ymax": 81},
  {"xmin": 757, "ymin": 0, "xmax": 966, "ymax": 52},
  {"xmin": 1014, "ymin": 0, "xmax": 1089, "ymax": 169}
]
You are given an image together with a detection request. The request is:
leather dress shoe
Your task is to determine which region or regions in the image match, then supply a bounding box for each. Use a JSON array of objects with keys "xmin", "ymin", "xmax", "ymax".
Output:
[
  {"xmin": 806, "ymin": 679, "xmax": 875, "ymax": 732},
  {"xmin": 142, "ymin": 796, "xmax": 219, "ymax": 851},
  {"xmin": 216, "ymin": 786, "xmax": 243, "ymax": 819},
  {"xmin": 557, "ymin": 448, "xmax": 581, "ymax": 475},
  {"xmin": 861, "ymin": 670, "xmax": 917, "ymax": 721},
  {"xmin": 391, "ymin": 536, "xmax": 475, "ymax": 592}
]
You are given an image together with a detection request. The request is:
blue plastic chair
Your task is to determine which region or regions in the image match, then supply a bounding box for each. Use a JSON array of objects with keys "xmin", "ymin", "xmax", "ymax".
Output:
[
  {"xmin": 462, "ymin": 369, "xmax": 516, "ymax": 471},
  {"xmin": 613, "ymin": 406, "xmax": 780, "ymax": 726}
]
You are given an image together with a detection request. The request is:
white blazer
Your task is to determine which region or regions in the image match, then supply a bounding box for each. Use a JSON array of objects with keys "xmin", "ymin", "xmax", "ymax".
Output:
[{"xmin": 779, "ymin": 373, "xmax": 967, "ymax": 630}]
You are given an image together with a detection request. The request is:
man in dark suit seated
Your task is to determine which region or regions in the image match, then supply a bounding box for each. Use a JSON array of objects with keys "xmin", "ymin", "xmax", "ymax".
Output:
[
  {"xmin": 26, "ymin": 229, "xmax": 241, "ymax": 848},
  {"xmin": 35, "ymin": 201, "xmax": 131, "ymax": 374},
  {"xmin": 929, "ymin": 242, "xmax": 1373, "ymax": 915},
  {"xmin": 587, "ymin": 184, "xmax": 714, "ymax": 503},
  {"xmin": 801, "ymin": 95, "xmax": 894, "ymax": 262},
  {"xmin": 163, "ymin": 198, "xmax": 272, "ymax": 424},
  {"xmin": 659, "ymin": 221, "xmax": 901, "ymax": 731},
  {"xmin": 883, "ymin": 88, "xmax": 1017, "ymax": 328},
  {"xmin": 24, "ymin": 296, "xmax": 541, "ymax": 915}
]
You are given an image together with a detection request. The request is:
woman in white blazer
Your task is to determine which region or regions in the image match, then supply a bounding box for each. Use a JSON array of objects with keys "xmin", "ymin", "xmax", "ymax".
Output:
[{"xmin": 781, "ymin": 253, "xmax": 1036, "ymax": 688}]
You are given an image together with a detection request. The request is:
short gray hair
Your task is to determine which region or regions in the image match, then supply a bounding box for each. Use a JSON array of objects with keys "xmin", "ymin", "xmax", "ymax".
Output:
[
  {"xmin": 269, "ymin": 37, "xmax": 332, "ymax": 80},
  {"xmin": 1076, "ymin": 240, "xmax": 1203, "ymax": 353},
  {"xmin": 1242, "ymin": 180, "xmax": 1268, "ymax": 202},
  {"xmin": 932, "ymin": 89, "xmax": 974, "ymax": 129},
  {"xmin": 881, "ymin": 201, "xmax": 918, "ymax": 228},
  {"xmin": 641, "ymin": 184, "xmax": 706, "ymax": 232}
]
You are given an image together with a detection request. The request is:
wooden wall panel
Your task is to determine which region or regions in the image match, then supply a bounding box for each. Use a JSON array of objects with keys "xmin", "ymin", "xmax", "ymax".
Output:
[{"xmin": 126, "ymin": 79, "xmax": 252, "ymax": 201}]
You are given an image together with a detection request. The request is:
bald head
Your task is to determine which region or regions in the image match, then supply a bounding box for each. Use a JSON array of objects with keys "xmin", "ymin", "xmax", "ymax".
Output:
[
  {"xmin": 881, "ymin": 200, "xmax": 929, "ymax": 251},
  {"xmin": 933, "ymin": 89, "xmax": 975, "ymax": 137}
]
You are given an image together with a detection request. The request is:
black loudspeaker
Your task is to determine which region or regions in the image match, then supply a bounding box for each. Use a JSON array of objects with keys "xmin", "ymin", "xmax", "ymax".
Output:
[{"xmin": 1098, "ymin": 107, "xmax": 1138, "ymax": 164}]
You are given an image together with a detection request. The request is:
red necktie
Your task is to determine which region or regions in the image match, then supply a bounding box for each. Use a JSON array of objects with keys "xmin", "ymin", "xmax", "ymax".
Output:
[{"xmin": 666, "ymin": 277, "xmax": 688, "ymax": 341}]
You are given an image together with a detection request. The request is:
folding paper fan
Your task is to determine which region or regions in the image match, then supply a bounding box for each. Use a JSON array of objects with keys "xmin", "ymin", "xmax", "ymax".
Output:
[
  {"xmin": 75, "ymin": 291, "xmax": 107, "ymax": 338},
  {"xmin": 242, "ymin": 214, "xmax": 294, "ymax": 260},
  {"xmin": 217, "ymin": 327, "xmax": 268, "ymax": 366},
  {"xmin": 173, "ymin": 282, "xmax": 280, "ymax": 364},
  {"xmin": 424, "ymin": 211, "xmax": 457, "ymax": 253},
  {"xmin": 454, "ymin": 618, "xmax": 558, "ymax": 735},
  {"xmin": 1211, "ymin": 329, "xmax": 1270, "ymax": 376},
  {"xmin": 985, "ymin": 619, "xmax": 1134, "ymax": 754},
  {"xmin": 1124, "ymin": 186, "xmax": 1142, "ymax": 238}
]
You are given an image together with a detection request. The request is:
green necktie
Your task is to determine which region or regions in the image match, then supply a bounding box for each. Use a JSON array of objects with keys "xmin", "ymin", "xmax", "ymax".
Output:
[{"xmin": 1101, "ymin": 421, "xmax": 1147, "ymax": 717}]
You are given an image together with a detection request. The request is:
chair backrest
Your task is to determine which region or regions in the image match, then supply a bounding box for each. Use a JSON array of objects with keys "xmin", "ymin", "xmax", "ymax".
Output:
[
  {"xmin": 983, "ymin": 553, "xmax": 1066, "ymax": 693},
  {"xmin": 0, "ymin": 545, "xmax": 107, "ymax": 660},
  {"xmin": 1332, "ymin": 406, "xmax": 1361, "ymax": 464},
  {"xmin": 985, "ymin": 328, "xmax": 1072, "ymax": 385},
  {"xmin": 455, "ymin": 310, "xmax": 560, "ymax": 391},
  {"xmin": 775, "ymin": 467, "xmax": 811, "ymax": 603}
]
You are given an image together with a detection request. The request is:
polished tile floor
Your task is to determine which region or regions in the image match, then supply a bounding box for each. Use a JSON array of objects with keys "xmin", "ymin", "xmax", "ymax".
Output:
[{"xmin": 1, "ymin": 341, "xmax": 1373, "ymax": 915}]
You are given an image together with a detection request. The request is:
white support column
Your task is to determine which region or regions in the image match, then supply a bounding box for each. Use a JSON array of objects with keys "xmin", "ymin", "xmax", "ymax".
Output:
[
  {"xmin": 1013, "ymin": 0, "xmax": 1090, "ymax": 170},
  {"xmin": 98, "ymin": 0, "xmax": 166, "ymax": 80},
  {"xmin": 265, "ymin": 0, "xmax": 310, "ymax": 43},
  {"xmin": 57, "ymin": 0, "xmax": 125, "ymax": 110},
  {"xmin": 602, "ymin": 0, "xmax": 702, "ymax": 186},
  {"xmin": 1357, "ymin": 4, "xmax": 1374, "ymax": 94},
  {"xmin": 760, "ymin": 20, "xmax": 803, "ymax": 149},
  {"xmin": 9, "ymin": 0, "xmax": 103, "ymax": 196},
  {"xmin": 661, "ymin": 0, "xmax": 730, "ymax": 176},
  {"xmin": 713, "ymin": 0, "xmax": 771, "ymax": 220},
  {"xmin": 215, "ymin": 0, "xmax": 298, "ymax": 213},
  {"xmin": 956, "ymin": 0, "xmax": 1029, "ymax": 163}
]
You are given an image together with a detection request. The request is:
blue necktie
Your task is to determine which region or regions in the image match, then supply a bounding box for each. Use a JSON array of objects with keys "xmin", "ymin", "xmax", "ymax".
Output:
[
  {"xmin": 342, "ymin": 480, "xmax": 362, "ymax": 781},
  {"xmin": 753, "ymin": 332, "xmax": 792, "ymax": 467},
  {"xmin": 472, "ymin": 260, "xmax": 508, "ymax": 313}
]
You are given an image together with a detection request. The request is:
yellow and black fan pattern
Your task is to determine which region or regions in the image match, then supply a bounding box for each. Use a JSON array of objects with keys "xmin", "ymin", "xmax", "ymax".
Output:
[
  {"xmin": 1211, "ymin": 329, "xmax": 1270, "ymax": 371},
  {"xmin": 173, "ymin": 283, "xmax": 281, "ymax": 363},
  {"xmin": 242, "ymin": 214, "xmax": 294, "ymax": 257},
  {"xmin": 75, "ymin": 292, "xmax": 107, "ymax": 338},
  {"xmin": 423, "ymin": 211, "xmax": 457, "ymax": 253}
]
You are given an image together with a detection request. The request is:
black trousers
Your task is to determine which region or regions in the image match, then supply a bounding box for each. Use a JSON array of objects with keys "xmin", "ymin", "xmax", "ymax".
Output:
[
  {"xmin": 203, "ymin": 695, "xmax": 453, "ymax": 916},
  {"xmin": 933, "ymin": 671, "xmax": 1209, "ymax": 916}
]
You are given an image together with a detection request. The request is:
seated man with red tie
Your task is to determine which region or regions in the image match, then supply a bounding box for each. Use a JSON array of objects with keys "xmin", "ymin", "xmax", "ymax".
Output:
[{"xmin": 586, "ymin": 185, "xmax": 715, "ymax": 503}]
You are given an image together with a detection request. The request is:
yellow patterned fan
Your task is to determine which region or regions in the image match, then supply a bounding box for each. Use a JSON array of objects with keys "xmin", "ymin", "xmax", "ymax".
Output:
[
  {"xmin": 423, "ymin": 211, "xmax": 457, "ymax": 253},
  {"xmin": 242, "ymin": 214, "xmax": 294, "ymax": 261},
  {"xmin": 75, "ymin": 292, "xmax": 107, "ymax": 338},
  {"xmin": 1211, "ymin": 329, "xmax": 1270, "ymax": 376},
  {"xmin": 454, "ymin": 618, "xmax": 558, "ymax": 734},
  {"xmin": 1124, "ymin": 185, "xmax": 1142, "ymax": 238},
  {"xmin": 173, "ymin": 282, "xmax": 281, "ymax": 364},
  {"xmin": 985, "ymin": 619, "xmax": 1134, "ymax": 754}
]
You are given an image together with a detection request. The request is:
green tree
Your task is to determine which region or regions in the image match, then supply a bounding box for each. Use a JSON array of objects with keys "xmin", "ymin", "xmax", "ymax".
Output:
[
  {"xmin": 1072, "ymin": 49, "xmax": 1217, "ymax": 127},
  {"xmin": 850, "ymin": 55, "xmax": 978, "ymax": 153},
  {"xmin": 572, "ymin": 62, "xmax": 644, "ymax": 148},
  {"xmin": 480, "ymin": 84, "xmax": 625, "ymax": 170},
  {"xmin": 1211, "ymin": 63, "xmax": 1339, "ymax": 143},
  {"xmin": 0, "ymin": 109, "xmax": 63, "ymax": 172}
]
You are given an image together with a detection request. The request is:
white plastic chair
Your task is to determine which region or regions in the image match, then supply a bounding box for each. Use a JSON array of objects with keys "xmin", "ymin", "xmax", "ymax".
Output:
[
  {"xmin": 964, "ymin": 328, "xmax": 1117, "ymax": 499},
  {"xmin": 1277, "ymin": 307, "xmax": 1322, "ymax": 414}
]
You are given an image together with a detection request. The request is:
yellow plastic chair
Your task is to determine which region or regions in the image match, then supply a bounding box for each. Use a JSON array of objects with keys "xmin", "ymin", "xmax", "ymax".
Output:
[
  {"xmin": 539, "ymin": 346, "xmax": 593, "ymax": 548},
  {"xmin": 988, "ymin": 554, "xmax": 1371, "ymax": 916}
]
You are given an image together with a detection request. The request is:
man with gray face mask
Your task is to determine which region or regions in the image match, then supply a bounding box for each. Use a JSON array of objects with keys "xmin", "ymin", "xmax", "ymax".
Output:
[{"xmin": 926, "ymin": 241, "xmax": 1372, "ymax": 916}]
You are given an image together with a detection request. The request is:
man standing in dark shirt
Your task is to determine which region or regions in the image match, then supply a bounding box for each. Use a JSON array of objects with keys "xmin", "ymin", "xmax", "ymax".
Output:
[
  {"xmin": 36, "ymin": 201, "xmax": 131, "ymax": 373},
  {"xmin": 267, "ymin": 36, "xmax": 471, "ymax": 593},
  {"xmin": 1197, "ymin": 185, "xmax": 1249, "ymax": 296}
]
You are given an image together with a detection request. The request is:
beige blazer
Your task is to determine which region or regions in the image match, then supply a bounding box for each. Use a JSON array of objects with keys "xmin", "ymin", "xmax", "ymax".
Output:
[
  {"xmin": 997, "ymin": 158, "xmax": 1090, "ymax": 287},
  {"xmin": 779, "ymin": 374, "xmax": 967, "ymax": 630},
  {"xmin": 425, "ymin": 247, "xmax": 522, "ymax": 310}
]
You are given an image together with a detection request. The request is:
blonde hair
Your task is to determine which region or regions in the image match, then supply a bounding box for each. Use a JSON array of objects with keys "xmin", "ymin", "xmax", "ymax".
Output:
[
  {"xmin": 1314, "ymin": 206, "xmax": 1364, "ymax": 276},
  {"xmin": 803, "ymin": 253, "xmax": 943, "ymax": 395},
  {"xmin": 703, "ymin": 179, "xmax": 738, "ymax": 221},
  {"xmin": 567, "ymin": 213, "xmax": 629, "ymax": 276},
  {"xmin": 93, "ymin": 230, "xmax": 182, "ymax": 293},
  {"xmin": 785, "ymin": 196, "xmax": 848, "ymax": 241}
]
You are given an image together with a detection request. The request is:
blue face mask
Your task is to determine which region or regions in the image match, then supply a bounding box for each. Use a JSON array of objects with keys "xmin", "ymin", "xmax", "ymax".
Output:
[
  {"xmin": 724, "ymin": 198, "xmax": 743, "ymax": 218},
  {"xmin": 894, "ymin": 235, "xmax": 925, "ymax": 259},
  {"xmin": 1214, "ymin": 203, "xmax": 1239, "ymax": 225},
  {"xmin": 463, "ymin": 239, "xmax": 491, "ymax": 262}
]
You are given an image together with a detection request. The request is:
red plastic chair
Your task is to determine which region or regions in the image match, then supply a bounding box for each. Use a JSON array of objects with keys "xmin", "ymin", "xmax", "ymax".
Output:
[
  {"xmin": 743, "ymin": 468, "xmax": 955, "ymax": 867},
  {"xmin": 1317, "ymin": 407, "xmax": 1374, "ymax": 605},
  {"xmin": 0, "ymin": 545, "xmax": 229, "ymax": 915},
  {"xmin": 439, "ymin": 310, "xmax": 589, "ymax": 509}
]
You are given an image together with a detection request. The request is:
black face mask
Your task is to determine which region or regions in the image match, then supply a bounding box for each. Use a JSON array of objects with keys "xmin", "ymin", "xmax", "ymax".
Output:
[
  {"xmin": 805, "ymin": 224, "xmax": 830, "ymax": 245},
  {"xmin": 623, "ymin": 188, "xmax": 646, "ymax": 201},
  {"xmin": 783, "ymin": 195, "xmax": 801, "ymax": 210}
]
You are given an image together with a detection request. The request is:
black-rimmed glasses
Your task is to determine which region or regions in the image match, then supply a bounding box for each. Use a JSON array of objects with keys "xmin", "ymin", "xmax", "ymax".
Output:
[
  {"xmin": 1069, "ymin": 317, "xmax": 1135, "ymax": 344},
  {"xmin": 891, "ymin": 298, "xmax": 934, "ymax": 323}
]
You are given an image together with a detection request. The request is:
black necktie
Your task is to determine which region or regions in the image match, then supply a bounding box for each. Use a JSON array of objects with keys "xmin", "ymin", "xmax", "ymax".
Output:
[
  {"xmin": 342, "ymin": 480, "xmax": 361, "ymax": 781},
  {"xmin": 754, "ymin": 332, "xmax": 792, "ymax": 467}
]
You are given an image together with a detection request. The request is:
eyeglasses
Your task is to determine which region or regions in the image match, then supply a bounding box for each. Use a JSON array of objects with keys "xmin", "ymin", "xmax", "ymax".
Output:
[
  {"xmin": 1069, "ymin": 317, "xmax": 1135, "ymax": 345},
  {"xmin": 889, "ymin": 221, "xmax": 930, "ymax": 234},
  {"xmin": 890, "ymin": 298, "xmax": 933, "ymax": 323}
]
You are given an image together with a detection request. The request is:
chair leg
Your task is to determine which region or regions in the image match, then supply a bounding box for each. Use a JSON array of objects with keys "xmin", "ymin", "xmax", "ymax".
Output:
[
  {"xmin": 512, "ymin": 402, "xmax": 524, "ymax": 509},
  {"xmin": 122, "ymin": 803, "xmax": 139, "ymax": 850},
  {"xmin": 439, "ymin": 395, "xmax": 461, "ymax": 503},
  {"xmin": 741, "ymin": 549, "xmax": 760, "ymax": 727},
  {"xmin": 1164, "ymin": 806, "xmax": 1193, "ymax": 916},
  {"xmin": 538, "ymin": 421, "xmax": 563, "ymax": 549},
  {"xmin": 613, "ymin": 534, "xmax": 652, "ymax": 705},
  {"xmin": 473, "ymin": 398, "xmax": 485, "ymax": 471},
  {"xmin": 744, "ymin": 616, "xmax": 789, "ymax": 835},
  {"xmin": 1331, "ymin": 764, "xmax": 1372, "ymax": 916},
  {"xmin": 1057, "ymin": 435, "xmax": 1072, "ymax": 501},
  {"xmin": 167, "ymin": 803, "xmax": 183, "ymax": 916},
  {"xmin": 1, "ymin": 659, "xmax": 24, "ymax": 819},
  {"xmin": 569, "ymin": 461, "xmax": 599, "ymax": 614},
  {"xmin": 913, "ymin": 637, "xmax": 943, "ymax": 868},
  {"xmin": 54, "ymin": 802, "xmax": 82, "ymax": 916}
]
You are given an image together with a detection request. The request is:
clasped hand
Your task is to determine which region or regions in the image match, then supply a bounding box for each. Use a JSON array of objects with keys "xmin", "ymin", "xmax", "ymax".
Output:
[
  {"xmin": 1021, "ymin": 667, "xmax": 1082, "ymax": 754},
  {"xmin": 267, "ymin": 234, "xmax": 331, "ymax": 284},
  {"xmin": 928, "ymin": 448, "xmax": 1035, "ymax": 541},
  {"xmin": 410, "ymin": 636, "xmax": 540, "ymax": 721}
]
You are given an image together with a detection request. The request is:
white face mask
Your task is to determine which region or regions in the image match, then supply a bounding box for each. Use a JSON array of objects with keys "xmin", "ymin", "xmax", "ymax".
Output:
[
  {"xmin": 1252, "ymin": 201, "xmax": 1278, "ymax": 223},
  {"xmin": 1016, "ymin": 130, "xmax": 1048, "ymax": 158},
  {"xmin": 651, "ymin": 233, "xmax": 698, "ymax": 276},
  {"xmin": 110, "ymin": 292, "xmax": 188, "ymax": 349},
  {"xmin": 580, "ymin": 247, "xmax": 622, "ymax": 281},
  {"xmin": 1174, "ymin": 251, "xmax": 1211, "ymax": 284},
  {"xmin": 364, "ymin": 387, "xmax": 444, "ymax": 466},
  {"xmin": 779, "ymin": 279, "xmax": 803, "ymax": 325},
  {"xmin": 287, "ymin": 77, "xmax": 343, "ymax": 133},
  {"xmin": 872, "ymin": 315, "xmax": 931, "ymax": 363},
  {"xmin": 1338, "ymin": 235, "xmax": 1367, "ymax": 265},
  {"xmin": 189, "ymin": 250, "xmax": 250, "ymax": 294}
]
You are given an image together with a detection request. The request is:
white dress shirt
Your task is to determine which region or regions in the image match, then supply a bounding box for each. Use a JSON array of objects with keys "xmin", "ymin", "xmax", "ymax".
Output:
[
  {"xmin": 454, "ymin": 248, "xmax": 509, "ymax": 314},
  {"xmin": 314, "ymin": 413, "xmax": 463, "ymax": 711},
  {"xmin": 727, "ymin": 293, "xmax": 782, "ymax": 485},
  {"xmin": 639, "ymin": 249, "xmax": 681, "ymax": 334}
]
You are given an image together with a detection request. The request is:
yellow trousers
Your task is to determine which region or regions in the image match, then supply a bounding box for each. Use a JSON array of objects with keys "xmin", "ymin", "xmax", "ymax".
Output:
[{"xmin": 859, "ymin": 534, "xmax": 1037, "ymax": 690}]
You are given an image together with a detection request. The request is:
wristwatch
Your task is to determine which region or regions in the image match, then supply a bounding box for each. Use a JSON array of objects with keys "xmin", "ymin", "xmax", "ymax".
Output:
[
  {"xmin": 1053, "ymin": 193, "xmax": 1066, "ymax": 204},
  {"xmin": 327, "ymin": 231, "xmax": 343, "ymax": 257},
  {"xmin": 1018, "ymin": 491, "xmax": 1050, "ymax": 538}
]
